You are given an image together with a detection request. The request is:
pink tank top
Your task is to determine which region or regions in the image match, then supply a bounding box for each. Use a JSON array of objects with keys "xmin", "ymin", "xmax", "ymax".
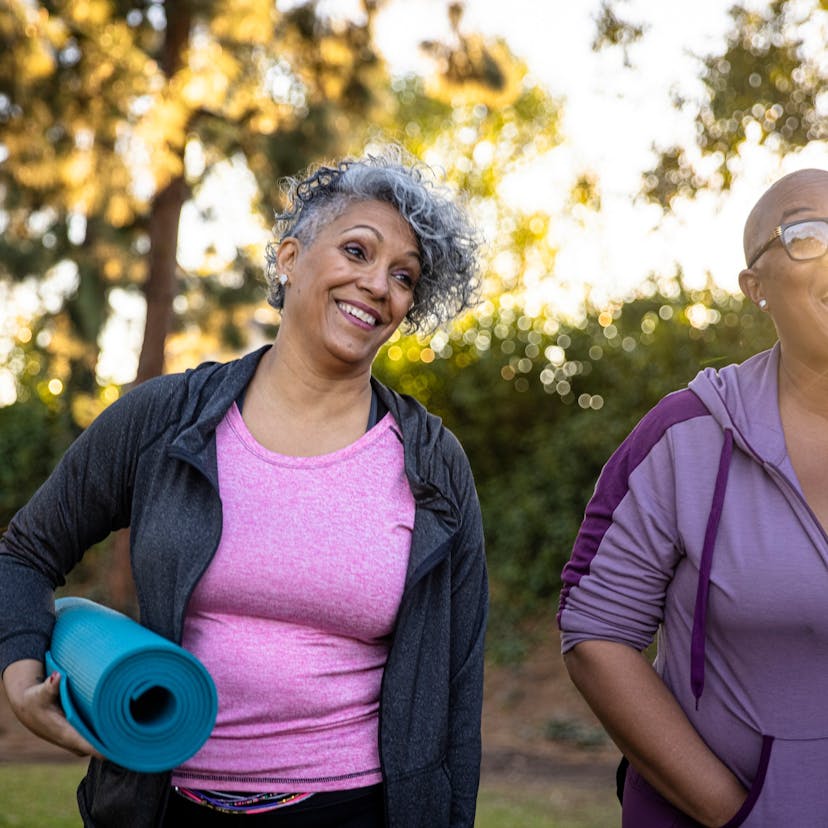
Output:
[{"xmin": 172, "ymin": 403, "xmax": 414, "ymax": 791}]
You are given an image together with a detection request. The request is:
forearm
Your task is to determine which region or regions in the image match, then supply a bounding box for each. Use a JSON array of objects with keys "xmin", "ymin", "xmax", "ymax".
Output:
[
  {"xmin": 0, "ymin": 553, "xmax": 57, "ymax": 674},
  {"xmin": 564, "ymin": 640, "xmax": 746, "ymax": 827},
  {"xmin": 2, "ymin": 659, "xmax": 46, "ymax": 696}
]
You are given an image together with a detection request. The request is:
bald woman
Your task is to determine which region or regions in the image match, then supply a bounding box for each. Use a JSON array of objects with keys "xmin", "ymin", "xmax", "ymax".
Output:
[{"xmin": 558, "ymin": 168, "xmax": 828, "ymax": 827}]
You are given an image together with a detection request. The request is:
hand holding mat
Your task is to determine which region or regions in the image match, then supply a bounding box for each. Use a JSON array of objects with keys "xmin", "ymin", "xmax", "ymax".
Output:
[{"xmin": 45, "ymin": 597, "xmax": 218, "ymax": 773}]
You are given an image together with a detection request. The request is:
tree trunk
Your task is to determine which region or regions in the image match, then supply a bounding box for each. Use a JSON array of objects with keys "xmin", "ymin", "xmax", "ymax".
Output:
[
  {"xmin": 107, "ymin": 2, "xmax": 192, "ymax": 615},
  {"xmin": 134, "ymin": 176, "xmax": 189, "ymax": 383},
  {"xmin": 135, "ymin": 0, "xmax": 193, "ymax": 383}
]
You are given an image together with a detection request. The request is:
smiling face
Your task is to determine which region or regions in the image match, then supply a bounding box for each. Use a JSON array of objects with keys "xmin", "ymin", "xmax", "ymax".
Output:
[
  {"xmin": 740, "ymin": 169, "xmax": 828, "ymax": 371},
  {"xmin": 276, "ymin": 199, "xmax": 421, "ymax": 375}
]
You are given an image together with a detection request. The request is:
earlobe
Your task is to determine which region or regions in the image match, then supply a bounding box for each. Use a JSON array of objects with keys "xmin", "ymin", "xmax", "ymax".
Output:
[{"xmin": 738, "ymin": 269, "xmax": 770, "ymax": 312}]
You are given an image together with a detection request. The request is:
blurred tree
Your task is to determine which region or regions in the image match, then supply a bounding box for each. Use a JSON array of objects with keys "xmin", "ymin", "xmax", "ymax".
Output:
[
  {"xmin": 1, "ymin": 0, "xmax": 401, "ymax": 609},
  {"xmin": 0, "ymin": 0, "xmax": 566, "ymax": 399},
  {"xmin": 0, "ymin": 393, "xmax": 76, "ymax": 528},
  {"xmin": 592, "ymin": 0, "xmax": 828, "ymax": 206},
  {"xmin": 388, "ymin": 66, "xmax": 564, "ymax": 308},
  {"xmin": 0, "ymin": 0, "xmax": 390, "ymax": 405},
  {"xmin": 592, "ymin": 0, "xmax": 647, "ymax": 67},
  {"xmin": 0, "ymin": 306, "xmax": 80, "ymax": 528}
]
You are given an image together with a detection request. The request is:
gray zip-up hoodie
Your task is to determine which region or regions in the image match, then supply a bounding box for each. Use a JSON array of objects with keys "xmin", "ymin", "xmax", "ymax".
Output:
[
  {"xmin": 0, "ymin": 346, "xmax": 488, "ymax": 827},
  {"xmin": 559, "ymin": 343, "xmax": 828, "ymax": 826}
]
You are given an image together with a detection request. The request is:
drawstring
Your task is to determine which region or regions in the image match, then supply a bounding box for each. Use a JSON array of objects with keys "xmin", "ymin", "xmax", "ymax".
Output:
[{"xmin": 690, "ymin": 428, "xmax": 734, "ymax": 709}]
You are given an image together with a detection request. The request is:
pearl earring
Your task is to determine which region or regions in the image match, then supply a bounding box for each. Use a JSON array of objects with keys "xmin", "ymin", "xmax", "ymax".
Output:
[
  {"xmin": 278, "ymin": 273, "xmax": 288, "ymax": 286},
  {"xmin": 758, "ymin": 298, "xmax": 768, "ymax": 310}
]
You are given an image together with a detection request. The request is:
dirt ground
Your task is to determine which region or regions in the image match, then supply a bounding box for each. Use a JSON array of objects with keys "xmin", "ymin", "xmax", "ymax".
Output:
[
  {"xmin": 0, "ymin": 629, "xmax": 621, "ymax": 803},
  {"xmin": 477, "ymin": 629, "xmax": 621, "ymax": 796}
]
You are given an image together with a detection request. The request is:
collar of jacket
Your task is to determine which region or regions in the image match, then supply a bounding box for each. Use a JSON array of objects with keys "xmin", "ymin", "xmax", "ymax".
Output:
[
  {"xmin": 167, "ymin": 346, "xmax": 268, "ymax": 484},
  {"xmin": 166, "ymin": 345, "xmax": 462, "ymax": 575}
]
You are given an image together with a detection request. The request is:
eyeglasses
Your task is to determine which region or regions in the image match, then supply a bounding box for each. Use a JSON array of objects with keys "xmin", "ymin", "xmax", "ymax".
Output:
[{"xmin": 748, "ymin": 217, "xmax": 828, "ymax": 269}]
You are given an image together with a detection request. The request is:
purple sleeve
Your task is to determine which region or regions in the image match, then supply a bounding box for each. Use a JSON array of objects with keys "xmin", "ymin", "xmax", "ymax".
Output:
[{"xmin": 557, "ymin": 389, "xmax": 709, "ymax": 653}]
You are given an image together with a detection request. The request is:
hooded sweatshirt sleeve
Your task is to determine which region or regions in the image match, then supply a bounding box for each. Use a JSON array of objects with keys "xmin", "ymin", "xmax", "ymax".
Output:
[{"xmin": 558, "ymin": 389, "xmax": 711, "ymax": 653}]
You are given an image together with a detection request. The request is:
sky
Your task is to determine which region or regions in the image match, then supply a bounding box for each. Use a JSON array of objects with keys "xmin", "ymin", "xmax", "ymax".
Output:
[{"xmin": 367, "ymin": 0, "xmax": 828, "ymax": 305}]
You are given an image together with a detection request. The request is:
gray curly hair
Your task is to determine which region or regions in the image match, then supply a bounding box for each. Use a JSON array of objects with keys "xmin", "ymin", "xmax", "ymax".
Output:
[{"xmin": 264, "ymin": 147, "xmax": 481, "ymax": 332}]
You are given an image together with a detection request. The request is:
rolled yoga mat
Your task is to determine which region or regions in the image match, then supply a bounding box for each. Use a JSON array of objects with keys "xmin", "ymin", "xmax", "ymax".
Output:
[{"xmin": 45, "ymin": 596, "xmax": 218, "ymax": 773}]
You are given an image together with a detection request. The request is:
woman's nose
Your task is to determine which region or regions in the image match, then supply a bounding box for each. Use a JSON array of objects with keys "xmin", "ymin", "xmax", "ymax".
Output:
[{"xmin": 357, "ymin": 264, "xmax": 389, "ymax": 296}]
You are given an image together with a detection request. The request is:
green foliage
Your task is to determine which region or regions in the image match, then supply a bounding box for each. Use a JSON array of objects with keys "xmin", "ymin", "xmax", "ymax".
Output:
[
  {"xmin": 592, "ymin": 0, "xmax": 648, "ymax": 66},
  {"xmin": 386, "ymin": 66, "xmax": 564, "ymax": 317},
  {"xmin": 0, "ymin": 0, "xmax": 562, "ymax": 411},
  {"xmin": 0, "ymin": 316, "xmax": 80, "ymax": 526},
  {"xmin": 636, "ymin": 0, "xmax": 828, "ymax": 205},
  {"xmin": 374, "ymin": 283, "xmax": 776, "ymax": 642},
  {"xmin": 0, "ymin": 393, "xmax": 76, "ymax": 528}
]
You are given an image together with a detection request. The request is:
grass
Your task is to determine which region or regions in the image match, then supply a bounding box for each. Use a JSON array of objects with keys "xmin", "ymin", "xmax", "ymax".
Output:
[
  {"xmin": 0, "ymin": 762, "xmax": 86, "ymax": 828},
  {"xmin": 0, "ymin": 763, "xmax": 620, "ymax": 827},
  {"xmin": 477, "ymin": 785, "xmax": 618, "ymax": 828}
]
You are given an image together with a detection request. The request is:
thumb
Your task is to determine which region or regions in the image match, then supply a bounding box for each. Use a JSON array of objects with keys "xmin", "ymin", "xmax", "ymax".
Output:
[{"xmin": 41, "ymin": 671, "xmax": 64, "ymax": 706}]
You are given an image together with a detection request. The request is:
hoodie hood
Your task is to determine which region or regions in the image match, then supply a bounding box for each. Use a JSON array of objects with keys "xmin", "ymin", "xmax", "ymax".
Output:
[{"xmin": 688, "ymin": 343, "xmax": 786, "ymax": 467}]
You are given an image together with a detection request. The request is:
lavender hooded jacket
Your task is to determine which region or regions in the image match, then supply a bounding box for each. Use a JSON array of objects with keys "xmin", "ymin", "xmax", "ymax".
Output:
[{"xmin": 558, "ymin": 344, "xmax": 828, "ymax": 827}]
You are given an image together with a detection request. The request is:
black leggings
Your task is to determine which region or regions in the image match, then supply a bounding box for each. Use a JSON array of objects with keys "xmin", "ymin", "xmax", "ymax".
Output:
[{"xmin": 162, "ymin": 786, "xmax": 385, "ymax": 828}]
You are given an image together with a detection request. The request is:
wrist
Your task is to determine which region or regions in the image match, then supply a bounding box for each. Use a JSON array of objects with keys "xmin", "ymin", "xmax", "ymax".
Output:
[{"xmin": 705, "ymin": 787, "xmax": 749, "ymax": 828}]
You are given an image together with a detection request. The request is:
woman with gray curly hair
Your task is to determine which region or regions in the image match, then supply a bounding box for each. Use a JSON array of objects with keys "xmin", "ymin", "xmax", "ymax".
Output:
[
  {"xmin": 264, "ymin": 149, "xmax": 480, "ymax": 332},
  {"xmin": 0, "ymin": 148, "xmax": 488, "ymax": 828}
]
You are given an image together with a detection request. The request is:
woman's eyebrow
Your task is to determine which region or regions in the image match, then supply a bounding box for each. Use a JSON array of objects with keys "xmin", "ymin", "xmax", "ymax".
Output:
[{"xmin": 343, "ymin": 223, "xmax": 383, "ymax": 240}]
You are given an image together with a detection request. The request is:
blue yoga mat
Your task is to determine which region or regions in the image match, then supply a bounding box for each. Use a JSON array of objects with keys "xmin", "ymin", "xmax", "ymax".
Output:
[{"xmin": 45, "ymin": 596, "xmax": 218, "ymax": 773}]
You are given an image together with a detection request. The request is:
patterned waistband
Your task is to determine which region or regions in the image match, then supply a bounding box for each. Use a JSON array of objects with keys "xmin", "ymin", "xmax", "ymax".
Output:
[{"xmin": 173, "ymin": 787, "xmax": 315, "ymax": 815}]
